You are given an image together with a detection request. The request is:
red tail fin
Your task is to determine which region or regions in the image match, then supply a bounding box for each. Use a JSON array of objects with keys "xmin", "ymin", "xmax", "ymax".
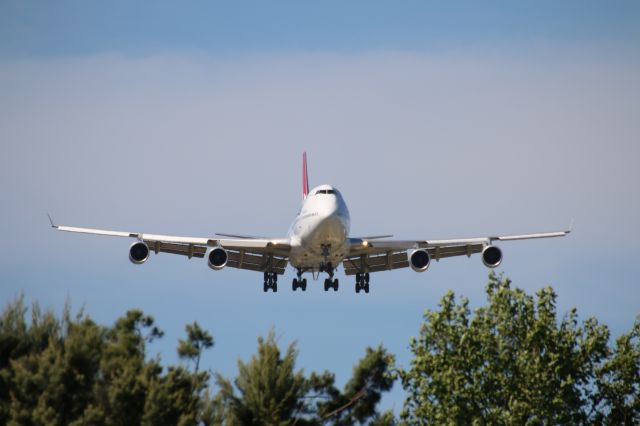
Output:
[{"xmin": 302, "ymin": 152, "xmax": 309, "ymax": 199}]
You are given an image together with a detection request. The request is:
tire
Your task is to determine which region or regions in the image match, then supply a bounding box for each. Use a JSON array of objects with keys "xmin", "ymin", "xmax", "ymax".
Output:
[
  {"xmin": 333, "ymin": 279, "xmax": 339, "ymax": 291},
  {"xmin": 302, "ymin": 279, "xmax": 307, "ymax": 291}
]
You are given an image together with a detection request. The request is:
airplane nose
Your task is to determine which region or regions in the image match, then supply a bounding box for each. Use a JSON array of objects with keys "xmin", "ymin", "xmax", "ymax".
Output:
[{"xmin": 320, "ymin": 197, "xmax": 340, "ymax": 217}]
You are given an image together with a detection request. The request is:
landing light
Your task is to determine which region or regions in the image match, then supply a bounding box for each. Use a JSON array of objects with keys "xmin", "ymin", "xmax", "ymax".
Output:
[{"xmin": 362, "ymin": 240, "xmax": 369, "ymax": 247}]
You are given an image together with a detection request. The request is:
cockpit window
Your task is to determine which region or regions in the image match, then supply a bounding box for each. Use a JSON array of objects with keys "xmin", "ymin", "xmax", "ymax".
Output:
[{"xmin": 315, "ymin": 189, "xmax": 335, "ymax": 195}]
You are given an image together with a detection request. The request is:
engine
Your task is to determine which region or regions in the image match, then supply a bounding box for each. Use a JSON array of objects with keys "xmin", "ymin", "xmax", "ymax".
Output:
[
  {"xmin": 129, "ymin": 241, "xmax": 150, "ymax": 265},
  {"xmin": 482, "ymin": 245, "xmax": 503, "ymax": 268},
  {"xmin": 409, "ymin": 249, "xmax": 431, "ymax": 272},
  {"xmin": 208, "ymin": 247, "xmax": 228, "ymax": 270}
]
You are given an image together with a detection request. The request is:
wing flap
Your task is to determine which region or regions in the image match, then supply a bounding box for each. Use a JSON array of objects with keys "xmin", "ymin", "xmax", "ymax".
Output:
[
  {"xmin": 143, "ymin": 244, "xmax": 288, "ymax": 274},
  {"xmin": 343, "ymin": 251, "xmax": 409, "ymax": 275},
  {"xmin": 343, "ymin": 242, "xmax": 485, "ymax": 275},
  {"xmin": 226, "ymin": 249, "xmax": 288, "ymax": 275},
  {"xmin": 429, "ymin": 243, "xmax": 484, "ymax": 261},
  {"xmin": 146, "ymin": 240, "xmax": 207, "ymax": 258}
]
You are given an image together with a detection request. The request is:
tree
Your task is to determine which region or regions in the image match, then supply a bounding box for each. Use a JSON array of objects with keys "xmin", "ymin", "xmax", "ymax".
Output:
[
  {"xmin": 215, "ymin": 330, "xmax": 307, "ymax": 425},
  {"xmin": 214, "ymin": 331, "xmax": 396, "ymax": 425},
  {"xmin": 142, "ymin": 364, "xmax": 208, "ymax": 426},
  {"xmin": 0, "ymin": 297, "xmax": 215, "ymax": 426},
  {"xmin": 97, "ymin": 310, "xmax": 164, "ymax": 425},
  {"xmin": 593, "ymin": 319, "xmax": 640, "ymax": 425},
  {"xmin": 0, "ymin": 297, "xmax": 394, "ymax": 425},
  {"xmin": 1, "ymin": 298, "xmax": 106, "ymax": 426},
  {"xmin": 178, "ymin": 321, "xmax": 214, "ymax": 373},
  {"xmin": 10, "ymin": 273, "xmax": 636, "ymax": 425},
  {"xmin": 312, "ymin": 346, "xmax": 396, "ymax": 425},
  {"xmin": 398, "ymin": 272, "xmax": 640, "ymax": 425}
]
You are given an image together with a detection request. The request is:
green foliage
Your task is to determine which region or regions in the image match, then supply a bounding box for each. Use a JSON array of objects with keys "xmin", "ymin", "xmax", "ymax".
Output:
[
  {"xmin": 593, "ymin": 319, "xmax": 640, "ymax": 425},
  {"xmin": 0, "ymin": 296, "xmax": 211, "ymax": 426},
  {"xmin": 399, "ymin": 272, "xmax": 640, "ymax": 425},
  {"xmin": 5, "ymin": 272, "xmax": 635, "ymax": 425},
  {"xmin": 215, "ymin": 330, "xmax": 307, "ymax": 425},
  {"xmin": 0, "ymin": 296, "xmax": 395, "ymax": 426},
  {"xmin": 178, "ymin": 321, "xmax": 214, "ymax": 373},
  {"xmin": 214, "ymin": 331, "xmax": 396, "ymax": 425},
  {"xmin": 312, "ymin": 345, "xmax": 396, "ymax": 425}
]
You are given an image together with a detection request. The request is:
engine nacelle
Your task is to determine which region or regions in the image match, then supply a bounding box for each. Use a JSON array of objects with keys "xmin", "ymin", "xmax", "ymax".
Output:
[
  {"xmin": 129, "ymin": 241, "xmax": 150, "ymax": 265},
  {"xmin": 409, "ymin": 249, "xmax": 431, "ymax": 272},
  {"xmin": 482, "ymin": 245, "xmax": 503, "ymax": 268},
  {"xmin": 208, "ymin": 247, "xmax": 228, "ymax": 270}
]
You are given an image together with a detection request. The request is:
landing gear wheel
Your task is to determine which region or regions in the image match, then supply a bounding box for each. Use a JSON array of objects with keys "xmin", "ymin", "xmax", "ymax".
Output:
[
  {"xmin": 324, "ymin": 278, "xmax": 339, "ymax": 291},
  {"xmin": 355, "ymin": 273, "xmax": 370, "ymax": 294},
  {"xmin": 294, "ymin": 269, "xmax": 307, "ymax": 292},
  {"xmin": 263, "ymin": 272, "xmax": 278, "ymax": 292}
]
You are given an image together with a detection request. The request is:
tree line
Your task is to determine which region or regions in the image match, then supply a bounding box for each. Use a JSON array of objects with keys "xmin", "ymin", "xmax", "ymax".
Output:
[{"xmin": 1, "ymin": 273, "xmax": 638, "ymax": 425}]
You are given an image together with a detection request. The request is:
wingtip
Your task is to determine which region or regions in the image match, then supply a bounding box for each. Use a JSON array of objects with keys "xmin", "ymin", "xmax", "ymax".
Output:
[
  {"xmin": 567, "ymin": 218, "xmax": 574, "ymax": 234},
  {"xmin": 47, "ymin": 213, "xmax": 57, "ymax": 228}
]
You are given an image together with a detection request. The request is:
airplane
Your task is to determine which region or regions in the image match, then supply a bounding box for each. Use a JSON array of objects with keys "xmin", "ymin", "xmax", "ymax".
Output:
[{"xmin": 51, "ymin": 152, "xmax": 570, "ymax": 294}]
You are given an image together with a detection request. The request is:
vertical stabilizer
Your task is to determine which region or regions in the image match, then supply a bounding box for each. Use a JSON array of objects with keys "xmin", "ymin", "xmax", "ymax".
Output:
[{"xmin": 302, "ymin": 152, "xmax": 309, "ymax": 199}]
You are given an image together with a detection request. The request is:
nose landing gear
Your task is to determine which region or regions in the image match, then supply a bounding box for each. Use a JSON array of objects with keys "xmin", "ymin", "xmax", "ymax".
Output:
[{"xmin": 355, "ymin": 273, "xmax": 370, "ymax": 294}]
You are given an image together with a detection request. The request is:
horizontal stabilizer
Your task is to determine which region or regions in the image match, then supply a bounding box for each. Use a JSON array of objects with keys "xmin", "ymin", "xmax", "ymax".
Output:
[
  {"xmin": 215, "ymin": 233, "xmax": 268, "ymax": 239},
  {"xmin": 354, "ymin": 235, "xmax": 394, "ymax": 240}
]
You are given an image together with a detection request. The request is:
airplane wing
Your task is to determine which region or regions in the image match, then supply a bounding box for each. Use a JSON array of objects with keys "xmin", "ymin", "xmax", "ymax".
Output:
[
  {"xmin": 342, "ymin": 229, "xmax": 570, "ymax": 275},
  {"xmin": 51, "ymin": 222, "xmax": 291, "ymax": 275}
]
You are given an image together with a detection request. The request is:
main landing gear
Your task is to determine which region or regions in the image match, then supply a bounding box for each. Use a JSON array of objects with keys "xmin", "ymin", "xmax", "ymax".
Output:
[
  {"xmin": 324, "ymin": 277, "xmax": 339, "ymax": 291},
  {"xmin": 263, "ymin": 272, "xmax": 278, "ymax": 292},
  {"xmin": 292, "ymin": 269, "xmax": 307, "ymax": 291},
  {"xmin": 355, "ymin": 273, "xmax": 370, "ymax": 294},
  {"xmin": 265, "ymin": 268, "xmax": 369, "ymax": 293},
  {"xmin": 323, "ymin": 263, "xmax": 339, "ymax": 292}
]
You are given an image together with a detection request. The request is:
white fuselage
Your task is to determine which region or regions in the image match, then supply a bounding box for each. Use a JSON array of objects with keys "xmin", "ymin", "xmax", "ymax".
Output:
[{"xmin": 287, "ymin": 185, "xmax": 351, "ymax": 272}]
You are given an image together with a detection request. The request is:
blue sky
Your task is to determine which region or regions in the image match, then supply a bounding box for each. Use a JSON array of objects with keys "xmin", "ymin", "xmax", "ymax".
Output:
[
  {"xmin": 2, "ymin": 0, "xmax": 639, "ymax": 414},
  {"xmin": 2, "ymin": 1, "xmax": 639, "ymax": 56}
]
